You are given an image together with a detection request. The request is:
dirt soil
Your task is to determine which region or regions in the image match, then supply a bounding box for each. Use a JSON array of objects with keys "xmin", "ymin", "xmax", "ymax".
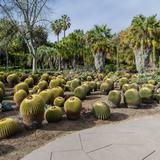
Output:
[{"xmin": 1, "ymin": 91, "xmax": 160, "ymax": 160}]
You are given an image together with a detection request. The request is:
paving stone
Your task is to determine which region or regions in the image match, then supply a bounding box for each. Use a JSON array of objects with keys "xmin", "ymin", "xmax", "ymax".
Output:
[
  {"xmin": 88, "ymin": 144, "xmax": 156, "ymax": 160},
  {"xmin": 52, "ymin": 150, "xmax": 90, "ymax": 160}
]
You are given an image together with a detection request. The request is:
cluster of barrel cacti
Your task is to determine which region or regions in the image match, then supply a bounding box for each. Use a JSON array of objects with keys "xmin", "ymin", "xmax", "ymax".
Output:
[{"xmin": 1, "ymin": 71, "xmax": 160, "ymax": 139}]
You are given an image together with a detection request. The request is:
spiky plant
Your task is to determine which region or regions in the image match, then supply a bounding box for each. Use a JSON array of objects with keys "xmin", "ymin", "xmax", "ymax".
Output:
[
  {"xmin": 74, "ymin": 86, "xmax": 86, "ymax": 100},
  {"xmin": 14, "ymin": 82, "xmax": 29, "ymax": 94},
  {"xmin": 41, "ymin": 73, "xmax": 49, "ymax": 82},
  {"xmin": 20, "ymin": 94, "xmax": 45, "ymax": 127},
  {"xmin": 0, "ymin": 81, "xmax": 5, "ymax": 92},
  {"xmin": 31, "ymin": 85, "xmax": 39, "ymax": 94},
  {"xmin": 14, "ymin": 90, "xmax": 28, "ymax": 107},
  {"xmin": 0, "ymin": 118, "xmax": 18, "ymax": 139},
  {"xmin": 139, "ymin": 87, "xmax": 153, "ymax": 103},
  {"xmin": 119, "ymin": 77, "xmax": 128, "ymax": 89},
  {"xmin": 142, "ymin": 84, "xmax": 154, "ymax": 91},
  {"xmin": 124, "ymin": 89, "xmax": 140, "ymax": 109},
  {"xmin": 7, "ymin": 74, "xmax": 19, "ymax": 87},
  {"xmin": 148, "ymin": 79, "xmax": 156, "ymax": 85},
  {"xmin": 44, "ymin": 106, "xmax": 64, "ymax": 123},
  {"xmin": 108, "ymin": 90, "xmax": 121, "ymax": 108},
  {"xmin": 100, "ymin": 82, "xmax": 112, "ymax": 94},
  {"xmin": 70, "ymin": 79, "xmax": 81, "ymax": 91},
  {"xmin": 64, "ymin": 96, "xmax": 82, "ymax": 120},
  {"xmin": 39, "ymin": 89, "xmax": 53, "ymax": 104},
  {"xmin": 24, "ymin": 77, "xmax": 34, "ymax": 88},
  {"xmin": 54, "ymin": 96, "xmax": 65, "ymax": 107},
  {"xmin": 92, "ymin": 101, "xmax": 110, "ymax": 120},
  {"xmin": 38, "ymin": 80, "xmax": 48, "ymax": 92},
  {"xmin": 49, "ymin": 78, "xmax": 61, "ymax": 88},
  {"xmin": 122, "ymin": 84, "xmax": 130, "ymax": 92},
  {"xmin": 51, "ymin": 86, "xmax": 64, "ymax": 98},
  {"xmin": 88, "ymin": 81, "xmax": 97, "ymax": 92}
]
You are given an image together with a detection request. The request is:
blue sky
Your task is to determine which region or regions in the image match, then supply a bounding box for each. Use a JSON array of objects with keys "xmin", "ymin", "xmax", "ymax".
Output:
[{"xmin": 48, "ymin": 0, "xmax": 160, "ymax": 41}]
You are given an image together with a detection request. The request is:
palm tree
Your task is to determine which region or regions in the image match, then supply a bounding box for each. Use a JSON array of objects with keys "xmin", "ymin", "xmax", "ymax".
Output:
[
  {"xmin": 86, "ymin": 25, "xmax": 112, "ymax": 72},
  {"xmin": 61, "ymin": 15, "xmax": 71, "ymax": 38},
  {"xmin": 51, "ymin": 19, "xmax": 63, "ymax": 70},
  {"xmin": 127, "ymin": 14, "xmax": 160, "ymax": 73},
  {"xmin": 51, "ymin": 19, "xmax": 62, "ymax": 42}
]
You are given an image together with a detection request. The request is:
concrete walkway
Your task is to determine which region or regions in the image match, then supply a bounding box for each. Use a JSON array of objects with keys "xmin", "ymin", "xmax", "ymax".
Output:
[{"xmin": 21, "ymin": 115, "xmax": 160, "ymax": 160}]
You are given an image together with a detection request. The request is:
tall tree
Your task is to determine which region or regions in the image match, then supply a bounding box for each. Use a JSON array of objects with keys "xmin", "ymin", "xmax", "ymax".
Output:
[
  {"xmin": 0, "ymin": 0, "xmax": 49, "ymax": 73},
  {"xmin": 61, "ymin": 14, "xmax": 71, "ymax": 38},
  {"xmin": 86, "ymin": 25, "xmax": 112, "ymax": 72}
]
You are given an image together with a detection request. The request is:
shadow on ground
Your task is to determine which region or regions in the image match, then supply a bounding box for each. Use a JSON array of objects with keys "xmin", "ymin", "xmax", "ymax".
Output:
[{"xmin": 0, "ymin": 145, "xmax": 15, "ymax": 156}]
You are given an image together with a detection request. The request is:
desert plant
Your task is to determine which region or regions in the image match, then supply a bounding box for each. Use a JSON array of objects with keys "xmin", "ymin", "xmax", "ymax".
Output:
[
  {"xmin": 139, "ymin": 87, "xmax": 153, "ymax": 103},
  {"xmin": 49, "ymin": 78, "xmax": 61, "ymax": 88},
  {"xmin": 14, "ymin": 82, "xmax": 29, "ymax": 94},
  {"xmin": 64, "ymin": 96, "xmax": 82, "ymax": 120},
  {"xmin": 44, "ymin": 106, "xmax": 64, "ymax": 122},
  {"xmin": 74, "ymin": 86, "xmax": 86, "ymax": 100},
  {"xmin": 124, "ymin": 89, "xmax": 140, "ymax": 109},
  {"xmin": 54, "ymin": 96, "xmax": 65, "ymax": 107},
  {"xmin": 51, "ymin": 86, "xmax": 64, "ymax": 98},
  {"xmin": 39, "ymin": 89, "xmax": 53, "ymax": 104},
  {"xmin": 41, "ymin": 73, "xmax": 49, "ymax": 81},
  {"xmin": 38, "ymin": 80, "xmax": 48, "ymax": 92},
  {"xmin": 31, "ymin": 85, "xmax": 39, "ymax": 94},
  {"xmin": 92, "ymin": 101, "xmax": 110, "ymax": 120},
  {"xmin": 24, "ymin": 77, "xmax": 34, "ymax": 88},
  {"xmin": 119, "ymin": 77, "xmax": 128, "ymax": 89},
  {"xmin": 108, "ymin": 90, "xmax": 121, "ymax": 108},
  {"xmin": 7, "ymin": 74, "xmax": 19, "ymax": 87},
  {"xmin": 0, "ymin": 118, "xmax": 18, "ymax": 139},
  {"xmin": 100, "ymin": 82, "xmax": 112, "ymax": 94},
  {"xmin": 14, "ymin": 90, "xmax": 28, "ymax": 107},
  {"xmin": 20, "ymin": 94, "xmax": 45, "ymax": 127},
  {"xmin": 70, "ymin": 79, "xmax": 81, "ymax": 91}
]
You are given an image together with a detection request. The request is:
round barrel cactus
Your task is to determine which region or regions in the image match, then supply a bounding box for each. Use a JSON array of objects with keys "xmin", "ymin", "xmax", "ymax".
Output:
[
  {"xmin": 24, "ymin": 77, "xmax": 34, "ymax": 88},
  {"xmin": 124, "ymin": 89, "xmax": 140, "ymax": 109},
  {"xmin": 41, "ymin": 73, "xmax": 49, "ymax": 82},
  {"xmin": 20, "ymin": 94, "xmax": 45, "ymax": 127},
  {"xmin": 44, "ymin": 106, "xmax": 64, "ymax": 123},
  {"xmin": 64, "ymin": 96, "xmax": 82, "ymax": 120},
  {"xmin": 38, "ymin": 80, "xmax": 48, "ymax": 92},
  {"xmin": 108, "ymin": 90, "xmax": 121, "ymax": 108},
  {"xmin": 119, "ymin": 77, "xmax": 128, "ymax": 89},
  {"xmin": 100, "ymin": 82, "xmax": 112, "ymax": 95},
  {"xmin": 0, "ymin": 118, "xmax": 18, "ymax": 139},
  {"xmin": 51, "ymin": 86, "xmax": 64, "ymax": 98},
  {"xmin": 31, "ymin": 85, "xmax": 39, "ymax": 94},
  {"xmin": 74, "ymin": 86, "xmax": 86, "ymax": 100},
  {"xmin": 92, "ymin": 101, "xmax": 110, "ymax": 120},
  {"xmin": 14, "ymin": 82, "xmax": 29, "ymax": 94},
  {"xmin": 7, "ymin": 73, "xmax": 19, "ymax": 87},
  {"xmin": 49, "ymin": 78, "xmax": 61, "ymax": 88},
  {"xmin": 54, "ymin": 96, "xmax": 65, "ymax": 107},
  {"xmin": 122, "ymin": 84, "xmax": 130, "ymax": 92},
  {"xmin": 139, "ymin": 87, "xmax": 153, "ymax": 103},
  {"xmin": 14, "ymin": 90, "xmax": 28, "ymax": 107},
  {"xmin": 70, "ymin": 79, "xmax": 81, "ymax": 91},
  {"xmin": 39, "ymin": 89, "xmax": 53, "ymax": 104}
]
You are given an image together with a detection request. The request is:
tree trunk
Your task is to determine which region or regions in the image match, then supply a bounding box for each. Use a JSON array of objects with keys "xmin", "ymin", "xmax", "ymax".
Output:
[
  {"xmin": 32, "ymin": 56, "xmax": 37, "ymax": 74},
  {"xmin": 94, "ymin": 52, "xmax": 105, "ymax": 72},
  {"xmin": 58, "ymin": 55, "xmax": 61, "ymax": 71}
]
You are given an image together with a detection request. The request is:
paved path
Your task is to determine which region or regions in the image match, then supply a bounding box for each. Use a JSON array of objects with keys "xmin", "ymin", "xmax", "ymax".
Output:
[{"xmin": 21, "ymin": 115, "xmax": 160, "ymax": 160}]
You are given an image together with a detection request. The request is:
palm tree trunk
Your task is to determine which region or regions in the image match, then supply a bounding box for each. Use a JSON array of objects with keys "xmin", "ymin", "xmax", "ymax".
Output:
[
  {"xmin": 94, "ymin": 52, "xmax": 105, "ymax": 72},
  {"xmin": 6, "ymin": 52, "xmax": 9, "ymax": 71}
]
